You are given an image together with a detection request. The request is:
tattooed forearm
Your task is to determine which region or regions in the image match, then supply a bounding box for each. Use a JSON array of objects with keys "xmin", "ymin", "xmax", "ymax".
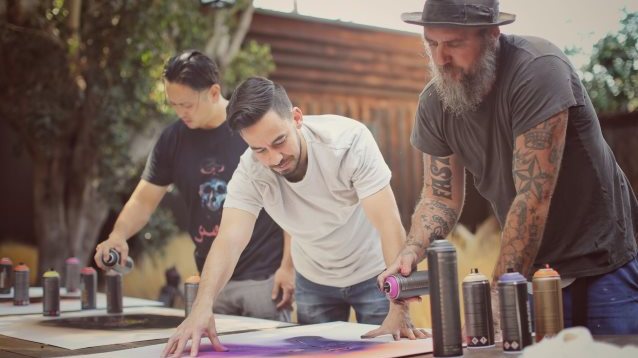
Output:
[
  {"xmin": 430, "ymin": 156, "xmax": 453, "ymax": 199},
  {"xmin": 495, "ymin": 111, "xmax": 568, "ymax": 279},
  {"xmin": 407, "ymin": 198, "xmax": 459, "ymax": 260}
]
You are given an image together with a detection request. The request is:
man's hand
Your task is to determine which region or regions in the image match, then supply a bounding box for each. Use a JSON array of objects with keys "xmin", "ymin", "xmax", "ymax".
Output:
[
  {"xmin": 376, "ymin": 245, "xmax": 420, "ymax": 294},
  {"xmin": 360, "ymin": 302, "xmax": 430, "ymax": 340},
  {"xmin": 94, "ymin": 235, "xmax": 129, "ymax": 270},
  {"xmin": 272, "ymin": 266, "xmax": 295, "ymax": 310},
  {"xmin": 161, "ymin": 304, "xmax": 227, "ymax": 358}
]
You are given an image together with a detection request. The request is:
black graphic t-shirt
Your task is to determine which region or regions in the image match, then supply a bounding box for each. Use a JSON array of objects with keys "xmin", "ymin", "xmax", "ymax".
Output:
[{"xmin": 142, "ymin": 120, "xmax": 283, "ymax": 280}]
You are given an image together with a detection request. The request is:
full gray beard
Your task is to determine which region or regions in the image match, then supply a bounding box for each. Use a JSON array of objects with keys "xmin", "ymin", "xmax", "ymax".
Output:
[{"xmin": 429, "ymin": 40, "xmax": 498, "ymax": 117}]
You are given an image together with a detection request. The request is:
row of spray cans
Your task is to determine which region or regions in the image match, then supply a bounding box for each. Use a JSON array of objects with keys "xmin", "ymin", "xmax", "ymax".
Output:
[
  {"xmin": 498, "ymin": 265, "xmax": 564, "ymax": 352},
  {"xmin": 382, "ymin": 239, "xmax": 564, "ymax": 356},
  {"xmin": 0, "ymin": 249, "xmax": 133, "ymax": 316}
]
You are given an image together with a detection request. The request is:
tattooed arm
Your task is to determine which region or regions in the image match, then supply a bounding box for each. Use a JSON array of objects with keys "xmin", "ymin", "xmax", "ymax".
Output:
[
  {"xmin": 365, "ymin": 153, "xmax": 463, "ymax": 341},
  {"xmin": 493, "ymin": 110, "xmax": 568, "ymax": 282},
  {"xmin": 377, "ymin": 152, "xmax": 465, "ymax": 284}
]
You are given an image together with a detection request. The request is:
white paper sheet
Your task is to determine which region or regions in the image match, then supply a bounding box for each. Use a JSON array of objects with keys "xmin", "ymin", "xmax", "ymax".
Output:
[
  {"xmin": 0, "ymin": 306, "xmax": 291, "ymax": 350},
  {"xmin": 0, "ymin": 288, "xmax": 163, "ymax": 316},
  {"xmin": 71, "ymin": 321, "xmax": 434, "ymax": 358}
]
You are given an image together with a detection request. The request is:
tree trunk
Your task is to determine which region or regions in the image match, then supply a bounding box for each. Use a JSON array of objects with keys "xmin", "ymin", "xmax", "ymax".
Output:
[{"xmin": 32, "ymin": 144, "xmax": 109, "ymax": 282}]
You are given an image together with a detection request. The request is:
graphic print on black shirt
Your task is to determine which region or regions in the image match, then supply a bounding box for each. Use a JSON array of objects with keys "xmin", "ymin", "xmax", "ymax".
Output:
[
  {"xmin": 142, "ymin": 120, "xmax": 283, "ymax": 280},
  {"xmin": 194, "ymin": 157, "xmax": 226, "ymax": 243}
]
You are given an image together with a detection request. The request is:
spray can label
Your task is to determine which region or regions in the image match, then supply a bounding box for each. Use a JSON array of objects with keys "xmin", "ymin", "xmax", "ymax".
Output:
[
  {"xmin": 13, "ymin": 263, "xmax": 30, "ymax": 306},
  {"xmin": 43, "ymin": 269, "xmax": 60, "ymax": 316},
  {"xmin": 532, "ymin": 264, "xmax": 564, "ymax": 341},
  {"xmin": 498, "ymin": 269, "xmax": 532, "ymax": 352},
  {"xmin": 0, "ymin": 257, "xmax": 13, "ymax": 294},
  {"xmin": 462, "ymin": 268, "xmax": 494, "ymax": 348},
  {"xmin": 427, "ymin": 239, "xmax": 462, "ymax": 357},
  {"xmin": 64, "ymin": 257, "xmax": 81, "ymax": 293},
  {"xmin": 81, "ymin": 267, "xmax": 97, "ymax": 310},
  {"xmin": 383, "ymin": 271, "xmax": 429, "ymax": 300},
  {"xmin": 185, "ymin": 275, "xmax": 200, "ymax": 317}
]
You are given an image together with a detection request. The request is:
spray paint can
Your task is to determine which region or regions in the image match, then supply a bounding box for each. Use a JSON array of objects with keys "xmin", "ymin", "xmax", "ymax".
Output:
[
  {"xmin": 106, "ymin": 270, "xmax": 123, "ymax": 314},
  {"xmin": 498, "ymin": 268, "xmax": 532, "ymax": 353},
  {"xmin": 533, "ymin": 264, "xmax": 564, "ymax": 341},
  {"xmin": 43, "ymin": 269, "xmax": 60, "ymax": 316},
  {"xmin": 185, "ymin": 274, "xmax": 200, "ymax": 317},
  {"xmin": 80, "ymin": 266, "xmax": 97, "ymax": 310},
  {"xmin": 13, "ymin": 263, "xmax": 30, "ymax": 306},
  {"xmin": 462, "ymin": 268, "xmax": 494, "ymax": 348},
  {"xmin": 383, "ymin": 271, "xmax": 429, "ymax": 300},
  {"xmin": 64, "ymin": 257, "xmax": 81, "ymax": 293},
  {"xmin": 428, "ymin": 239, "xmax": 463, "ymax": 357},
  {"xmin": 0, "ymin": 257, "xmax": 13, "ymax": 294},
  {"xmin": 102, "ymin": 249, "xmax": 134, "ymax": 275}
]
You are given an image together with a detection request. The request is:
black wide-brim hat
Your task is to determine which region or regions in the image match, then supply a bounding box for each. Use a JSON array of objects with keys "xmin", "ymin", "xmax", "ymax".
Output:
[{"xmin": 402, "ymin": 0, "xmax": 515, "ymax": 27}]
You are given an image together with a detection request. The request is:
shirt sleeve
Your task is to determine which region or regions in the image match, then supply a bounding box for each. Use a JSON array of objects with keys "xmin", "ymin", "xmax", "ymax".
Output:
[
  {"xmin": 510, "ymin": 55, "xmax": 583, "ymax": 137},
  {"xmin": 141, "ymin": 127, "xmax": 174, "ymax": 186},
  {"xmin": 410, "ymin": 87, "xmax": 453, "ymax": 157},
  {"xmin": 345, "ymin": 124, "xmax": 392, "ymax": 199},
  {"xmin": 224, "ymin": 153, "xmax": 264, "ymax": 217}
]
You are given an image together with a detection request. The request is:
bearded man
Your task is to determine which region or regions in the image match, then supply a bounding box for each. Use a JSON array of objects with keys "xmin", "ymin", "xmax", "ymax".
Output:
[{"xmin": 379, "ymin": 0, "xmax": 638, "ymax": 335}]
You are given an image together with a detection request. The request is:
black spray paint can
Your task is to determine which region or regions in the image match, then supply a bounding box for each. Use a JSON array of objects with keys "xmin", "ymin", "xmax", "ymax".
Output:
[
  {"xmin": 462, "ymin": 268, "xmax": 494, "ymax": 348},
  {"xmin": 106, "ymin": 270, "xmax": 123, "ymax": 314},
  {"xmin": 532, "ymin": 264, "xmax": 564, "ymax": 342},
  {"xmin": 428, "ymin": 239, "xmax": 463, "ymax": 357},
  {"xmin": 0, "ymin": 257, "xmax": 13, "ymax": 294},
  {"xmin": 64, "ymin": 257, "xmax": 81, "ymax": 293},
  {"xmin": 43, "ymin": 269, "xmax": 60, "ymax": 316},
  {"xmin": 185, "ymin": 275, "xmax": 200, "ymax": 317},
  {"xmin": 498, "ymin": 268, "xmax": 532, "ymax": 352},
  {"xmin": 13, "ymin": 263, "xmax": 30, "ymax": 306},
  {"xmin": 81, "ymin": 266, "xmax": 97, "ymax": 310},
  {"xmin": 102, "ymin": 249, "xmax": 134, "ymax": 275},
  {"xmin": 383, "ymin": 271, "xmax": 429, "ymax": 300}
]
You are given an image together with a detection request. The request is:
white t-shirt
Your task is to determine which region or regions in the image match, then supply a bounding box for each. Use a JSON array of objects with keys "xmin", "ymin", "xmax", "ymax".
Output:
[{"xmin": 225, "ymin": 115, "xmax": 391, "ymax": 287}]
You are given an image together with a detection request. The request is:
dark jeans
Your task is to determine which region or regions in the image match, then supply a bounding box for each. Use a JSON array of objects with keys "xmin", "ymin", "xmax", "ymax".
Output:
[
  {"xmin": 295, "ymin": 272, "xmax": 389, "ymax": 325},
  {"xmin": 561, "ymin": 256, "xmax": 638, "ymax": 334}
]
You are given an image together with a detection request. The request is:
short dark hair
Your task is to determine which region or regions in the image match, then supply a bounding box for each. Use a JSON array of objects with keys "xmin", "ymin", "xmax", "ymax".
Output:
[
  {"xmin": 163, "ymin": 50, "xmax": 220, "ymax": 90},
  {"xmin": 227, "ymin": 77, "xmax": 293, "ymax": 132}
]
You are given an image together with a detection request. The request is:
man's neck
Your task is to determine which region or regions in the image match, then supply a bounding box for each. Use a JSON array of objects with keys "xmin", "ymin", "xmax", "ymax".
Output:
[{"xmin": 201, "ymin": 97, "xmax": 228, "ymax": 129}]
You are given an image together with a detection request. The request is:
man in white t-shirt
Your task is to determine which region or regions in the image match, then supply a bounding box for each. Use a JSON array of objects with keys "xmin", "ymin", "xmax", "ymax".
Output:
[{"xmin": 161, "ymin": 77, "xmax": 427, "ymax": 357}]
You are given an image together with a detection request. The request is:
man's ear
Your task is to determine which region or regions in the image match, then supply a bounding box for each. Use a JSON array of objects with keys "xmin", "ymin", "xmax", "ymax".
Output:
[
  {"xmin": 208, "ymin": 84, "xmax": 222, "ymax": 102},
  {"xmin": 292, "ymin": 107, "xmax": 303, "ymax": 128}
]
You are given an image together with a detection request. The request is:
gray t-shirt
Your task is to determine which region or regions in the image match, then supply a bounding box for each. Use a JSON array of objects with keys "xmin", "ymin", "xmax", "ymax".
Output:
[
  {"xmin": 225, "ymin": 115, "xmax": 391, "ymax": 287},
  {"xmin": 411, "ymin": 34, "xmax": 638, "ymax": 279}
]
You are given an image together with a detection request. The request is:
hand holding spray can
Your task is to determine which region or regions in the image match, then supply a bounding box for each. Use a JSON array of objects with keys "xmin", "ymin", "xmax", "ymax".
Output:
[
  {"xmin": 383, "ymin": 271, "xmax": 429, "ymax": 300},
  {"xmin": 102, "ymin": 249, "xmax": 134, "ymax": 275},
  {"xmin": 532, "ymin": 264, "xmax": 564, "ymax": 341},
  {"xmin": 43, "ymin": 269, "xmax": 60, "ymax": 317},
  {"xmin": 428, "ymin": 239, "xmax": 462, "ymax": 357},
  {"xmin": 462, "ymin": 268, "xmax": 494, "ymax": 348},
  {"xmin": 498, "ymin": 268, "xmax": 532, "ymax": 353}
]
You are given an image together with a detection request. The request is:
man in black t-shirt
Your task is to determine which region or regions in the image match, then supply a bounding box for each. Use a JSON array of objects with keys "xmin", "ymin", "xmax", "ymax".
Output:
[
  {"xmin": 94, "ymin": 51, "xmax": 293, "ymax": 322},
  {"xmin": 379, "ymin": 0, "xmax": 638, "ymax": 335}
]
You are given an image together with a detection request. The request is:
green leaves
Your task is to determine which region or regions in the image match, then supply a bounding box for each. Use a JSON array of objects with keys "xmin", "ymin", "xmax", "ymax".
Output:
[{"xmin": 581, "ymin": 11, "xmax": 638, "ymax": 114}]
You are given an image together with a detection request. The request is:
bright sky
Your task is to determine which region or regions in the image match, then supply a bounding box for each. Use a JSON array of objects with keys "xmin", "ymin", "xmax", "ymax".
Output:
[{"xmin": 253, "ymin": 0, "xmax": 638, "ymax": 68}]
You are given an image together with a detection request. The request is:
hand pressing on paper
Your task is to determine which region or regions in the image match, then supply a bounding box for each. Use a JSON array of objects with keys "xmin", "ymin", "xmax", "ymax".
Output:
[{"xmin": 161, "ymin": 303, "xmax": 227, "ymax": 358}]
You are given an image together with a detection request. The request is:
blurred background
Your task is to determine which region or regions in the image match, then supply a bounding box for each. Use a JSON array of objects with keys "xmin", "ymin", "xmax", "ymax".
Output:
[{"xmin": 1, "ymin": 0, "xmax": 637, "ymax": 328}]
